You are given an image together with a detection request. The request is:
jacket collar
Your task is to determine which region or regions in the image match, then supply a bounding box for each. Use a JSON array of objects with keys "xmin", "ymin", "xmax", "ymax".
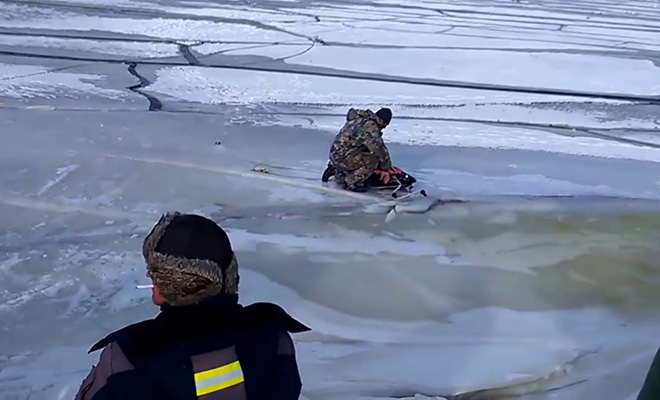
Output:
[
  {"xmin": 154, "ymin": 294, "xmax": 242, "ymax": 332},
  {"xmin": 89, "ymin": 295, "xmax": 310, "ymax": 354},
  {"xmin": 159, "ymin": 293, "xmax": 240, "ymax": 314}
]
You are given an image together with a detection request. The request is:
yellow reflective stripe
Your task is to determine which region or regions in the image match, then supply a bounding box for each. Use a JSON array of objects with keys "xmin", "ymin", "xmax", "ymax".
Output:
[
  {"xmin": 197, "ymin": 375, "xmax": 244, "ymax": 396},
  {"xmin": 194, "ymin": 361, "xmax": 244, "ymax": 396},
  {"xmin": 194, "ymin": 361, "xmax": 241, "ymax": 382}
]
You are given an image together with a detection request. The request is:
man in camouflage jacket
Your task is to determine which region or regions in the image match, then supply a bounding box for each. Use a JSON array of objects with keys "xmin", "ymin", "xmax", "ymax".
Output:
[{"xmin": 328, "ymin": 107, "xmax": 393, "ymax": 192}]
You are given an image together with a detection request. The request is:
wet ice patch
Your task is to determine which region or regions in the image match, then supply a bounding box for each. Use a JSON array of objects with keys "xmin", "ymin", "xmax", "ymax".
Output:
[
  {"xmin": 228, "ymin": 228, "xmax": 448, "ymax": 257},
  {"xmin": 1, "ymin": 214, "xmax": 658, "ymax": 400},
  {"xmin": 301, "ymin": 342, "xmax": 582, "ymax": 397},
  {"xmin": 239, "ymin": 269, "xmax": 656, "ymax": 398},
  {"xmin": 6, "ymin": 268, "xmax": 643, "ymax": 400},
  {"xmin": 452, "ymin": 231, "xmax": 627, "ymax": 274}
]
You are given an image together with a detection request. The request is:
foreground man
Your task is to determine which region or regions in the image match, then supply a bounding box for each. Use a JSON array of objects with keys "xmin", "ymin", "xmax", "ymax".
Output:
[
  {"xmin": 638, "ymin": 345, "xmax": 660, "ymax": 399},
  {"xmin": 325, "ymin": 107, "xmax": 395, "ymax": 192},
  {"xmin": 75, "ymin": 212, "xmax": 310, "ymax": 400}
]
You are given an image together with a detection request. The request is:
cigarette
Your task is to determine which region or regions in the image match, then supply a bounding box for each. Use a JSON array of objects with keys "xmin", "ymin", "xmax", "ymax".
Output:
[{"xmin": 136, "ymin": 284, "xmax": 154, "ymax": 289}]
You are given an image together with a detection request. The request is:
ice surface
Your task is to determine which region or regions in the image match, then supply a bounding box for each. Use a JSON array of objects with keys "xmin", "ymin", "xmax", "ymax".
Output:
[
  {"xmin": 258, "ymin": 113, "xmax": 660, "ymax": 163},
  {"xmin": 1, "ymin": 0, "xmax": 660, "ymax": 399},
  {"xmin": 2, "ymin": 108, "xmax": 660, "ymax": 399},
  {"xmin": 147, "ymin": 65, "xmax": 625, "ymax": 106},
  {"xmin": 277, "ymin": 47, "xmax": 660, "ymax": 95},
  {"xmin": 0, "ymin": 4, "xmax": 296, "ymax": 42},
  {"xmin": 0, "ymin": 34, "xmax": 181, "ymax": 58},
  {"xmin": 269, "ymin": 0, "xmax": 660, "ymax": 53},
  {"xmin": 145, "ymin": 66, "xmax": 660, "ymax": 160},
  {"xmin": 0, "ymin": 62, "xmax": 127, "ymax": 100}
]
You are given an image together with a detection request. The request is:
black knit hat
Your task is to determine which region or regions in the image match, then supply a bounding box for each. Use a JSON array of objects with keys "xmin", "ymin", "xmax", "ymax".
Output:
[
  {"xmin": 376, "ymin": 108, "xmax": 392, "ymax": 125},
  {"xmin": 142, "ymin": 212, "xmax": 239, "ymax": 306}
]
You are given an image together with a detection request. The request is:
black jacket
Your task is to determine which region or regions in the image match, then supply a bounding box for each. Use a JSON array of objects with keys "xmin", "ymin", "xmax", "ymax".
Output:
[
  {"xmin": 639, "ymin": 345, "xmax": 660, "ymax": 399},
  {"xmin": 75, "ymin": 295, "xmax": 310, "ymax": 400}
]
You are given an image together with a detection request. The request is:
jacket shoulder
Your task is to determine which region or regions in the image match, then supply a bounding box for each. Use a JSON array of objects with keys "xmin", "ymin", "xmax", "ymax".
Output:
[
  {"xmin": 242, "ymin": 302, "xmax": 310, "ymax": 334},
  {"xmin": 346, "ymin": 108, "xmax": 359, "ymax": 121},
  {"xmin": 88, "ymin": 319, "xmax": 155, "ymax": 353},
  {"xmin": 346, "ymin": 108, "xmax": 377, "ymax": 121},
  {"xmin": 362, "ymin": 119, "xmax": 382, "ymax": 138},
  {"xmin": 75, "ymin": 342, "xmax": 136, "ymax": 400},
  {"xmin": 88, "ymin": 303, "xmax": 309, "ymax": 353}
]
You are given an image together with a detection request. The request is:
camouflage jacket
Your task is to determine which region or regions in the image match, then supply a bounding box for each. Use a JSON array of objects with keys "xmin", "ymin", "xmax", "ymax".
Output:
[{"xmin": 329, "ymin": 108, "xmax": 392, "ymax": 170}]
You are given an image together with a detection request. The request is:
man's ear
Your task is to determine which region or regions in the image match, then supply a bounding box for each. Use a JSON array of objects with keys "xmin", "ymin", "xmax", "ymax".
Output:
[{"xmin": 151, "ymin": 284, "xmax": 167, "ymax": 305}]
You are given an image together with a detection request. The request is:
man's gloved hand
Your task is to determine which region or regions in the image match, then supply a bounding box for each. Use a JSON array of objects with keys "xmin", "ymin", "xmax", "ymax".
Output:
[
  {"xmin": 374, "ymin": 169, "xmax": 392, "ymax": 184},
  {"xmin": 375, "ymin": 166, "xmax": 402, "ymax": 184}
]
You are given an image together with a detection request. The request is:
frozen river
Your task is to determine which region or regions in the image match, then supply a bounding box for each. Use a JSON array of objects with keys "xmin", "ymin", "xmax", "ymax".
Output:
[{"xmin": 1, "ymin": 0, "xmax": 660, "ymax": 399}]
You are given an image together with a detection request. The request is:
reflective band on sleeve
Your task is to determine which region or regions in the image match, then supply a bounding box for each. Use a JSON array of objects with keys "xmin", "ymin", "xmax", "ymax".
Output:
[{"xmin": 194, "ymin": 361, "xmax": 245, "ymax": 397}]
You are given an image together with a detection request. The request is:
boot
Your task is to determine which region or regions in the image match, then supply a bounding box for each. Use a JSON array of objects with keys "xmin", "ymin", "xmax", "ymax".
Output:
[
  {"xmin": 321, "ymin": 163, "xmax": 335, "ymax": 182},
  {"xmin": 344, "ymin": 180, "xmax": 370, "ymax": 193}
]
